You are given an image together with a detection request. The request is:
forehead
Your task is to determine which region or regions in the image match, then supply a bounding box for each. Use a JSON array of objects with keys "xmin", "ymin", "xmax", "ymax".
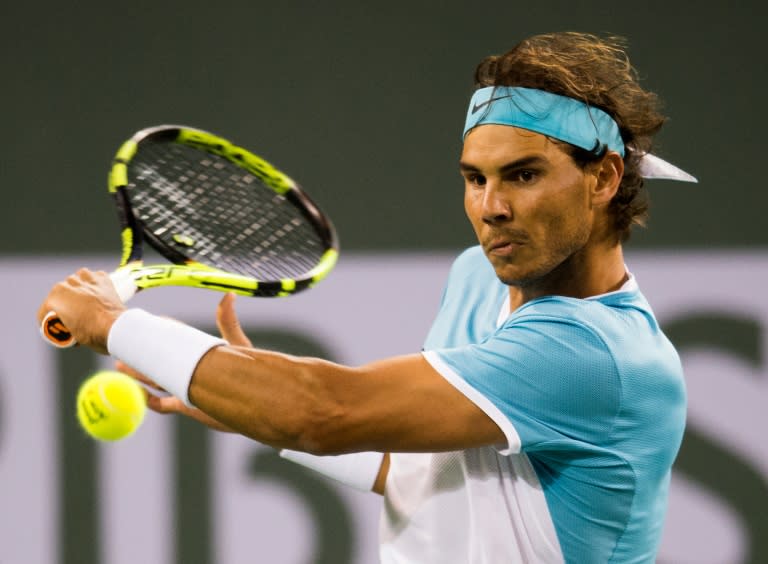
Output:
[{"xmin": 461, "ymin": 124, "xmax": 566, "ymax": 166}]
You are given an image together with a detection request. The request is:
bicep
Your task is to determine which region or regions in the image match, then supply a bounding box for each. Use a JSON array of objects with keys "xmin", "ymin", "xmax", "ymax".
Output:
[{"xmin": 331, "ymin": 354, "xmax": 506, "ymax": 454}]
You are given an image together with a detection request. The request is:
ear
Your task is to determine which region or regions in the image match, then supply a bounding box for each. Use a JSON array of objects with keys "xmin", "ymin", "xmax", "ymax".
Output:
[{"xmin": 590, "ymin": 151, "xmax": 624, "ymax": 205}]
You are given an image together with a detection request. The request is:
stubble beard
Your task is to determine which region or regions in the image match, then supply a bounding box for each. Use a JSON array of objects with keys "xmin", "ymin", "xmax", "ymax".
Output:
[{"xmin": 491, "ymin": 232, "xmax": 590, "ymax": 290}]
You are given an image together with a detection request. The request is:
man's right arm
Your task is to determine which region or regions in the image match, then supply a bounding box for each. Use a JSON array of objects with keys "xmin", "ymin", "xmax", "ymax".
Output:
[
  {"xmin": 373, "ymin": 453, "xmax": 390, "ymax": 494},
  {"xmin": 278, "ymin": 450, "xmax": 391, "ymax": 494}
]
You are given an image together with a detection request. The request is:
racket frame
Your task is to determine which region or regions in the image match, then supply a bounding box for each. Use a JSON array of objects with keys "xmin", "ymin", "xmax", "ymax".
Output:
[
  {"xmin": 109, "ymin": 125, "xmax": 339, "ymax": 298},
  {"xmin": 41, "ymin": 124, "xmax": 339, "ymax": 347}
]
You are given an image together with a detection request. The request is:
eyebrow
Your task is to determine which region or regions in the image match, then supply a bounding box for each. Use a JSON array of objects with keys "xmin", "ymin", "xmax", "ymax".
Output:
[{"xmin": 459, "ymin": 155, "xmax": 548, "ymax": 174}]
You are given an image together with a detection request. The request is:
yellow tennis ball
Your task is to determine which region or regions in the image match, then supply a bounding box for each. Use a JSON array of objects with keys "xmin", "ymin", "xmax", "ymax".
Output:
[{"xmin": 76, "ymin": 370, "xmax": 147, "ymax": 441}]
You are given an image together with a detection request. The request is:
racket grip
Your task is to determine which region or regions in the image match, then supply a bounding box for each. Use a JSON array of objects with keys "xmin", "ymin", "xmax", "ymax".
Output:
[
  {"xmin": 39, "ymin": 271, "xmax": 138, "ymax": 348},
  {"xmin": 40, "ymin": 311, "xmax": 77, "ymax": 348}
]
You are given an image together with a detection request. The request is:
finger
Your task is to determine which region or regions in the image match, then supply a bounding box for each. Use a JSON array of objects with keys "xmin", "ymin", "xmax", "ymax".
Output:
[
  {"xmin": 37, "ymin": 270, "xmax": 91, "ymax": 324},
  {"xmin": 115, "ymin": 360, "xmax": 144, "ymax": 378},
  {"xmin": 216, "ymin": 293, "xmax": 252, "ymax": 347},
  {"xmin": 115, "ymin": 361, "xmax": 168, "ymax": 392},
  {"xmin": 70, "ymin": 268, "xmax": 98, "ymax": 287},
  {"xmin": 146, "ymin": 390, "xmax": 236, "ymax": 432},
  {"xmin": 37, "ymin": 301, "xmax": 52, "ymax": 325},
  {"xmin": 36, "ymin": 280, "xmax": 71, "ymax": 324},
  {"xmin": 146, "ymin": 394, "xmax": 186, "ymax": 414}
]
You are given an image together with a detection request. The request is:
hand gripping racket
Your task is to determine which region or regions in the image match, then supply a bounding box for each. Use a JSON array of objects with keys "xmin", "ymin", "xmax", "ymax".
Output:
[{"xmin": 41, "ymin": 125, "xmax": 339, "ymax": 348}]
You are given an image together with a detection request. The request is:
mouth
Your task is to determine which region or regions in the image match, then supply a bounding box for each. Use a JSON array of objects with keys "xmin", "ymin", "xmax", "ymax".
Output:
[{"xmin": 486, "ymin": 237, "xmax": 525, "ymax": 257}]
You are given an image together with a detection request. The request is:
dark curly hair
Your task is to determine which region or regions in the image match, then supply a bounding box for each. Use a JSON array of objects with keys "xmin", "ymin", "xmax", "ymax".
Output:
[{"xmin": 473, "ymin": 32, "xmax": 666, "ymax": 241}]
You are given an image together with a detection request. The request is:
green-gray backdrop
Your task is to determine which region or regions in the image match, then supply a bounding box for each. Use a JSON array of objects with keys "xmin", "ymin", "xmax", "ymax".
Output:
[{"xmin": 2, "ymin": 2, "xmax": 765, "ymax": 253}]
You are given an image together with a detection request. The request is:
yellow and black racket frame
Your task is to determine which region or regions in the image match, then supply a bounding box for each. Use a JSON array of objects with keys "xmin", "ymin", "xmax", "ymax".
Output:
[{"xmin": 108, "ymin": 125, "xmax": 339, "ymax": 298}]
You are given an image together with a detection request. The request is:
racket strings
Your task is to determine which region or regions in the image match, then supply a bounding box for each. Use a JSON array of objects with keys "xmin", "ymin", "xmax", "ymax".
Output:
[{"xmin": 127, "ymin": 142, "xmax": 327, "ymax": 281}]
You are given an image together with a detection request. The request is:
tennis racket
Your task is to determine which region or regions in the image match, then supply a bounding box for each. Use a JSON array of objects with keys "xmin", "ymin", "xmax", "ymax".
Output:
[{"xmin": 41, "ymin": 124, "xmax": 338, "ymax": 348}]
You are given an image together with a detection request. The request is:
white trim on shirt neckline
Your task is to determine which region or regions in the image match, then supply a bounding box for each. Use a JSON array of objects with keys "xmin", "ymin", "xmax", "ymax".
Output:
[
  {"xmin": 496, "ymin": 294, "xmax": 511, "ymax": 328},
  {"xmin": 585, "ymin": 270, "xmax": 638, "ymax": 300},
  {"xmin": 496, "ymin": 270, "xmax": 638, "ymax": 327}
]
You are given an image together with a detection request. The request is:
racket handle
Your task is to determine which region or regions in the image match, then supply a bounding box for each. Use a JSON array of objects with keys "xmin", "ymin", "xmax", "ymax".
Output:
[
  {"xmin": 40, "ymin": 311, "xmax": 77, "ymax": 348},
  {"xmin": 39, "ymin": 271, "xmax": 138, "ymax": 348}
]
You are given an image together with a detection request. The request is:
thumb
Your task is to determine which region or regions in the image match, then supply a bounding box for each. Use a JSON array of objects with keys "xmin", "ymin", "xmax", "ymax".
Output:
[{"xmin": 216, "ymin": 293, "xmax": 252, "ymax": 347}]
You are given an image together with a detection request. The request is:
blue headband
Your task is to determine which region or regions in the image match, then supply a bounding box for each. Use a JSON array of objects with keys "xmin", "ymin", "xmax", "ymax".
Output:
[{"xmin": 463, "ymin": 86, "xmax": 625, "ymax": 157}]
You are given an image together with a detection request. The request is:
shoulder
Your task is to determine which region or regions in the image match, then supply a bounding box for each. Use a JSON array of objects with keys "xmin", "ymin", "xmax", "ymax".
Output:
[
  {"xmin": 510, "ymin": 291, "xmax": 656, "ymax": 340},
  {"xmin": 497, "ymin": 293, "xmax": 668, "ymax": 390},
  {"xmin": 503, "ymin": 292, "xmax": 684, "ymax": 405},
  {"xmin": 441, "ymin": 245, "xmax": 497, "ymax": 296},
  {"xmin": 448, "ymin": 245, "xmax": 492, "ymax": 278},
  {"xmin": 496, "ymin": 298, "xmax": 622, "ymax": 384}
]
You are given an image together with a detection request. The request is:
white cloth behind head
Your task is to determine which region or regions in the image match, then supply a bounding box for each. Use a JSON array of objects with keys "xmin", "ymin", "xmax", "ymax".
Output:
[{"xmin": 639, "ymin": 153, "xmax": 698, "ymax": 182}]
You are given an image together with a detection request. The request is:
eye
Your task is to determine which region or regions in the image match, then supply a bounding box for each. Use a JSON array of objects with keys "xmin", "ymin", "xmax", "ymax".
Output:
[
  {"xmin": 510, "ymin": 169, "xmax": 538, "ymax": 184},
  {"xmin": 464, "ymin": 172, "xmax": 486, "ymax": 187}
]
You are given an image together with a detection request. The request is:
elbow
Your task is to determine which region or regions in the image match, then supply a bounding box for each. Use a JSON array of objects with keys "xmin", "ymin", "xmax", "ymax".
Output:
[
  {"xmin": 282, "ymin": 363, "xmax": 355, "ymax": 456},
  {"xmin": 292, "ymin": 406, "xmax": 350, "ymax": 456}
]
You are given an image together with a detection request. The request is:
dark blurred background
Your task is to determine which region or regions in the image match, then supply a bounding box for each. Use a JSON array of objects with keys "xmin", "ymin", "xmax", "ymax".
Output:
[{"xmin": 2, "ymin": 1, "xmax": 764, "ymax": 254}]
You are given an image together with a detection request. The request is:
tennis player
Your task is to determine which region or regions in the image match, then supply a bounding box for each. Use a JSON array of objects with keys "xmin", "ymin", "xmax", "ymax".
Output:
[{"xmin": 39, "ymin": 32, "xmax": 694, "ymax": 563}]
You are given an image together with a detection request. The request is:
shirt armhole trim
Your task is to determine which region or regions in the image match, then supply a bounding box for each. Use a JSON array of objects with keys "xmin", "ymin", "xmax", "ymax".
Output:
[{"xmin": 422, "ymin": 350, "xmax": 522, "ymax": 455}]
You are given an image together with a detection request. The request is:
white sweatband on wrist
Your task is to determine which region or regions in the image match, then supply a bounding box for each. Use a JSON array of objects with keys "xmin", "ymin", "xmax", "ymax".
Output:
[
  {"xmin": 279, "ymin": 449, "xmax": 385, "ymax": 492},
  {"xmin": 107, "ymin": 309, "xmax": 227, "ymax": 407}
]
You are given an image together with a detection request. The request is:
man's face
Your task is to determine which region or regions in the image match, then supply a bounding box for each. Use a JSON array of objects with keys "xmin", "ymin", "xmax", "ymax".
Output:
[{"xmin": 460, "ymin": 124, "xmax": 597, "ymax": 286}]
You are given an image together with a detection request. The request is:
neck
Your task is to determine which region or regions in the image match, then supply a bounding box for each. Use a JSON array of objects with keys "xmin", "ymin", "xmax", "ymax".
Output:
[{"xmin": 508, "ymin": 242, "xmax": 627, "ymax": 311}]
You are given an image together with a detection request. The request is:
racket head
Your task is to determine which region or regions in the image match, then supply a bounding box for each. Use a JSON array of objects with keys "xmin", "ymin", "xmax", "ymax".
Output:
[{"xmin": 108, "ymin": 125, "xmax": 338, "ymax": 297}]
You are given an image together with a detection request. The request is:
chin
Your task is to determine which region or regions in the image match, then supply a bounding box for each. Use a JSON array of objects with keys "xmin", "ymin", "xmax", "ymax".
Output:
[
  {"xmin": 492, "ymin": 261, "xmax": 551, "ymax": 288},
  {"xmin": 493, "ymin": 268, "xmax": 528, "ymax": 287},
  {"xmin": 496, "ymin": 274, "xmax": 529, "ymax": 287}
]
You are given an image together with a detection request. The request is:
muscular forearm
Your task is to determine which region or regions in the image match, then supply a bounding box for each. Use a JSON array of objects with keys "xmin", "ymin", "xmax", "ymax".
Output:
[
  {"xmin": 193, "ymin": 346, "xmax": 393, "ymax": 493},
  {"xmin": 189, "ymin": 345, "xmax": 357, "ymax": 453}
]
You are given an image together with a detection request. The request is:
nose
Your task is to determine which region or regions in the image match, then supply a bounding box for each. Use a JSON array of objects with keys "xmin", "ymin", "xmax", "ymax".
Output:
[{"xmin": 481, "ymin": 183, "xmax": 512, "ymax": 225}]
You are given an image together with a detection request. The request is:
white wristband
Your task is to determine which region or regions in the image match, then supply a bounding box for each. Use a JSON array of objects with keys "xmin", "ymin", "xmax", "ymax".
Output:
[
  {"xmin": 107, "ymin": 309, "xmax": 226, "ymax": 407},
  {"xmin": 279, "ymin": 449, "xmax": 384, "ymax": 492}
]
